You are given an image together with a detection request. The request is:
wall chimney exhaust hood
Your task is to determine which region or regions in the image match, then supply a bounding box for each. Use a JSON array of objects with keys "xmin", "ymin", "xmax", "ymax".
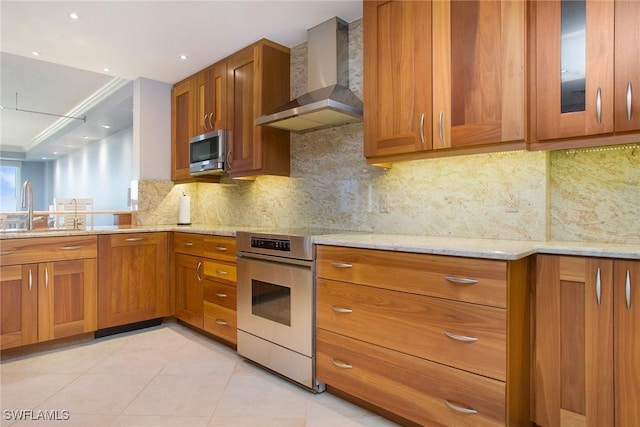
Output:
[{"xmin": 254, "ymin": 17, "xmax": 363, "ymax": 134}]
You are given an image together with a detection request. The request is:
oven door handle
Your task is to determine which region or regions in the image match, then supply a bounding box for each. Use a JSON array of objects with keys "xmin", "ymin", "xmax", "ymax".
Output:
[{"xmin": 237, "ymin": 252, "xmax": 313, "ymax": 268}]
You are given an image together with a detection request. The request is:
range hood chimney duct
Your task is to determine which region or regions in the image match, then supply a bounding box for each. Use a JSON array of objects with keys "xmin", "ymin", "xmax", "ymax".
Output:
[{"xmin": 254, "ymin": 17, "xmax": 363, "ymax": 133}]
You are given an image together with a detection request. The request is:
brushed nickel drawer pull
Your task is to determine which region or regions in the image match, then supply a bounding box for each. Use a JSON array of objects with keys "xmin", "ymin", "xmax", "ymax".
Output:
[
  {"xmin": 28, "ymin": 269, "xmax": 33, "ymax": 290},
  {"xmin": 215, "ymin": 246, "xmax": 228, "ymax": 251},
  {"xmin": 444, "ymin": 276, "xmax": 479, "ymax": 285},
  {"xmin": 216, "ymin": 292, "xmax": 228, "ymax": 298},
  {"xmin": 419, "ymin": 113, "xmax": 425, "ymax": 146},
  {"xmin": 627, "ymin": 81, "xmax": 633, "ymax": 121},
  {"xmin": 196, "ymin": 261, "xmax": 203, "ymax": 282},
  {"xmin": 125, "ymin": 237, "xmax": 144, "ymax": 242},
  {"xmin": 444, "ymin": 330, "xmax": 478, "ymax": 342},
  {"xmin": 60, "ymin": 245, "xmax": 82, "ymax": 250},
  {"xmin": 331, "ymin": 306, "xmax": 353, "ymax": 314},
  {"xmin": 596, "ymin": 87, "xmax": 602, "ymax": 124},
  {"xmin": 215, "ymin": 319, "xmax": 228, "ymax": 325},
  {"xmin": 330, "ymin": 261, "xmax": 352, "ymax": 268},
  {"xmin": 626, "ymin": 270, "xmax": 632, "ymax": 310},
  {"xmin": 0, "ymin": 250, "xmax": 16, "ymax": 255},
  {"xmin": 444, "ymin": 400, "xmax": 478, "ymax": 415},
  {"xmin": 331, "ymin": 358, "xmax": 352, "ymax": 369},
  {"xmin": 215, "ymin": 269, "xmax": 228, "ymax": 275},
  {"xmin": 45, "ymin": 267, "xmax": 49, "ymax": 289},
  {"xmin": 183, "ymin": 242, "xmax": 194, "ymax": 247},
  {"xmin": 438, "ymin": 110, "xmax": 444, "ymax": 143}
]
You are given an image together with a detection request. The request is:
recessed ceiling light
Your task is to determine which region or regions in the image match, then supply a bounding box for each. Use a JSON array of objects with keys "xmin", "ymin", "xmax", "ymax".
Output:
[
  {"xmin": 32, "ymin": 51, "xmax": 40, "ymax": 56},
  {"xmin": 82, "ymin": 136, "xmax": 90, "ymax": 140},
  {"xmin": 53, "ymin": 151, "xmax": 59, "ymax": 155},
  {"xmin": 42, "ymin": 157, "xmax": 48, "ymax": 160},
  {"xmin": 179, "ymin": 54, "xmax": 188, "ymax": 60},
  {"xmin": 103, "ymin": 67, "xmax": 111, "ymax": 72},
  {"xmin": 69, "ymin": 12, "xmax": 79, "ymax": 20},
  {"xmin": 102, "ymin": 124, "xmax": 111, "ymax": 129}
]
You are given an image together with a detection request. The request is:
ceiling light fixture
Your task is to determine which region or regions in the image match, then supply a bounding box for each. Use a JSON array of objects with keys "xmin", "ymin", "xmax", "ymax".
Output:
[
  {"xmin": 103, "ymin": 67, "xmax": 111, "ymax": 72},
  {"xmin": 82, "ymin": 136, "xmax": 90, "ymax": 139},
  {"xmin": 69, "ymin": 12, "xmax": 79, "ymax": 20},
  {"xmin": 179, "ymin": 54, "xmax": 188, "ymax": 60},
  {"xmin": 102, "ymin": 124, "xmax": 111, "ymax": 129},
  {"xmin": 31, "ymin": 51, "xmax": 40, "ymax": 56}
]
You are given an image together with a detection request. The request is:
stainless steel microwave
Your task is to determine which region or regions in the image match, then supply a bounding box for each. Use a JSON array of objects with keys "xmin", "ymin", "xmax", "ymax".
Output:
[{"xmin": 189, "ymin": 129, "xmax": 227, "ymax": 176}]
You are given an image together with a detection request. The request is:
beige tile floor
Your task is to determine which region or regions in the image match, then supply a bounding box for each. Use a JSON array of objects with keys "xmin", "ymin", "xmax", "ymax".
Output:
[{"xmin": 0, "ymin": 323, "xmax": 399, "ymax": 427}]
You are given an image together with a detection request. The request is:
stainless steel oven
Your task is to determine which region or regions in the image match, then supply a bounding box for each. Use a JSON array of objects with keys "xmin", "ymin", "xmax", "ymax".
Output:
[{"xmin": 236, "ymin": 230, "xmax": 326, "ymax": 393}]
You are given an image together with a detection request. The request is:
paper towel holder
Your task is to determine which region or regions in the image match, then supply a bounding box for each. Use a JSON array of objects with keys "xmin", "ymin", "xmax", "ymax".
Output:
[{"xmin": 177, "ymin": 193, "xmax": 191, "ymax": 226}]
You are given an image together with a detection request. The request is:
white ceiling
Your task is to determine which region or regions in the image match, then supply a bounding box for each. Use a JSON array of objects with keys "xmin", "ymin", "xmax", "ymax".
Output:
[{"xmin": 0, "ymin": 0, "xmax": 363, "ymax": 161}]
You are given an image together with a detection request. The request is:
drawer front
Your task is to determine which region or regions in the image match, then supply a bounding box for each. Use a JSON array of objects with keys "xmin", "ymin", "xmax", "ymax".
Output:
[
  {"xmin": 317, "ymin": 329, "xmax": 505, "ymax": 427},
  {"xmin": 203, "ymin": 236, "xmax": 236, "ymax": 263},
  {"xmin": 317, "ymin": 278, "xmax": 507, "ymax": 381},
  {"xmin": 173, "ymin": 232, "xmax": 204, "ymax": 256},
  {"xmin": 203, "ymin": 302, "xmax": 237, "ymax": 344},
  {"xmin": 107, "ymin": 232, "xmax": 166, "ymax": 247},
  {"xmin": 0, "ymin": 236, "xmax": 97, "ymax": 266},
  {"xmin": 317, "ymin": 245, "xmax": 507, "ymax": 308},
  {"xmin": 204, "ymin": 260, "xmax": 237, "ymax": 284},
  {"xmin": 203, "ymin": 280, "xmax": 237, "ymax": 310}
]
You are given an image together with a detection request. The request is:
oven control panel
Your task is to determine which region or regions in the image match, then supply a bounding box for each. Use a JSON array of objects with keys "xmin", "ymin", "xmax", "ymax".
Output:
[{"xmin": 251, "ymin": 237, "xmax": 291, "ymax": 252}]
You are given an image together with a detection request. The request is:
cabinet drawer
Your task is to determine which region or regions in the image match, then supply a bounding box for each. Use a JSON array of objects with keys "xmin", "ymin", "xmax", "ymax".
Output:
[
  {"xmin": 173, "ymin": 232, "xmax": 204, "ymax": 256},
  {"xmin": 317, "ymin": 245, "xmax": 507, "ymax": 308},
  {"xmin": 317, "ymin": 329, "xmax": 505, "ymax": 427},
  {"xmin": 203, "ymin": 236, "xmax": 236, "ymax": 263},
  {"xmin": 107, "ymin": 232, "xmax": 166, "ymax": 247},
  {"xmin": 204, "ymin": 260, "xmax": 237, "ymax": 283},
  {"xmin": 318, "ymin": 278, "xmax": 506, "ymax": 381},
  {"xmin": 0, "ymin": 236, "xmax": 97, "ymax": 266},
  {"xmin": 203, "ymin": 302, "xmax": 236, "ymax": 344},
  {"xmin": 203, "ymin": 281, "xmax": 236, "ymax": 310}
]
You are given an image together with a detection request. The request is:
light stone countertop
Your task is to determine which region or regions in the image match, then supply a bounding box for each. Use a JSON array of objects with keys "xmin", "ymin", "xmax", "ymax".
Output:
[{"xmin": 1, "ymin": 225, "xmax": 638, "ymax": 260}]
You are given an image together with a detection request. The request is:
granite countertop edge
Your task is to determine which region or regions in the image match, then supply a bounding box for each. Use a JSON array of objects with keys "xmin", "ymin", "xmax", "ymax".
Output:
[{"xmin": 1, "ymin": 225, "xmax": 638, "ymax": 260}]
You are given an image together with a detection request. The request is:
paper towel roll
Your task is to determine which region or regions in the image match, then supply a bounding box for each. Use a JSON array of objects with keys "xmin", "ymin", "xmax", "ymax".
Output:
[{"xmin": 178, "ymin": 195, "xmax": 191, "ymax": 225}]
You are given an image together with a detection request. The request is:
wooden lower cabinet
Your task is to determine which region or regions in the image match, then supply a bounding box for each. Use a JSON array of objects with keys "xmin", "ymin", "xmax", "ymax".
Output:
[
  {"xmin": 317, "ymin": 329, "xmax": 506, "ymax": 427},
  {"xmin": 534, "ymin": 255, "xmax": 640, "ymax": 427},
  {"xmin": 316, "ymin": 245, "xmax": 530, "ymax": 426},
  {"xmin": 175, "ymin": 253, "xmax": 204, "ymax": 328},
  {"xmin": 98, "ymin": 233, "xmax": 170, "ymax": 328},
  {"xmin": 0, "ymin": 236, "xmax": 98, "ymax": 350}
]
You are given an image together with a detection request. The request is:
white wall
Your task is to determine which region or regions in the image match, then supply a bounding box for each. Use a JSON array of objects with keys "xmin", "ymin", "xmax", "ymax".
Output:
[{"xmin": 53, "ymin": 127, "xmax": 133, "ymax": 224}]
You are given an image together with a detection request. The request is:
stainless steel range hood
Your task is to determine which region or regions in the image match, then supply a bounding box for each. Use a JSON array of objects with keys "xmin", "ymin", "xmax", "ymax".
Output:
[{"xmin": 254, "ymin": 17, "xmax": 363, "ymax": 134}]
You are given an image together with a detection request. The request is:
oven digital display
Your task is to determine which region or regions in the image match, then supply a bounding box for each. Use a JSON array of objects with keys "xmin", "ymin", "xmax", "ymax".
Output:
[{"xmin": 250, "ymin": 237, "xmax": 291, "ymax": 252}]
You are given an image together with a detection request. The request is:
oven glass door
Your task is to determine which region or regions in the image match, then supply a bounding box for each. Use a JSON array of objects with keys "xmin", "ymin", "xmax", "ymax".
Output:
[{"xmin": 237, "ymin": 256, "xmax": 313, "ymax": 357}]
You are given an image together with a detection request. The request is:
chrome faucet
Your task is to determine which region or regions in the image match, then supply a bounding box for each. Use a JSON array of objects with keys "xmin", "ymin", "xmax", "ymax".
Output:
[
  {"xmin": 71, "ymin": 198, "xmax": 80, "ymax": 229},
  {"xmin": 21, "ymin": 180, "xmax": 34, "ymax": 230}
]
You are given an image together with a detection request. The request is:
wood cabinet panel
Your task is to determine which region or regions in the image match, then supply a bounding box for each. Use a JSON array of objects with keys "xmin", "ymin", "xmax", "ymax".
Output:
[
  {"xmin": 317, "ymin": 328, "xmax": 506, "ymax": 427},
  {"xmin": 171, "ymin": 77, "xmax": 196, "ymax": 182},
  {"xmin": 0, "ymin": 236, "xmax": 97, "ymax": 266},
  {"xmin": 98, "ymin": 233, "xmax": 169, "ymax": 328},
  {"xmin": 203, "ymin": 281, "xmax": 236, "ymax": 310},
  {"xmin": 174, "ymin": 253, "xmax": 204, "ymax": 328},
  {"xmin": 203, "ymin": 301, "xmax": 236, "ymax": 344},
  {"xmin": 614, "ymin": 1, "xmax": 640, "ymax": 133},
  {"xmin": 0, "ymin": 264, "xmax": 38, "ymax": 349},
  {"xmin": 195, "ymin": 61, "xmax": 227, "ymax": 135},
  {"xmin": 173, "ymin": 232, "xmax": 204, "ymax": 256},
  {"xmin": 317, "ymin": 245, "xmax": 507, "ymax": 307},
  {"xmin": 203, "ymin": 260, "xmax": 236, "ymax": 284},
  {"xmin": 317, "ymin": 278, "xmax": 506, "ymax": 381},
  {"xmin": 203, "ymin": 235, "xmax": 236, "ymax": 262}
]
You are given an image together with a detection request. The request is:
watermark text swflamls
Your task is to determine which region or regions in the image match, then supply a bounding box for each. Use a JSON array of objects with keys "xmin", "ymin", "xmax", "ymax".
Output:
[{"xmin": 3, "ymin": 409, "xmax": 70, "ymax": 421}]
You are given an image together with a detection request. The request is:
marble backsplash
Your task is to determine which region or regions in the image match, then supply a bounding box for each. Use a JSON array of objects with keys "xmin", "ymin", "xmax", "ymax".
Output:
[{"xmin": 133, "ymin": 18, "xmax": 639, "ymax": 244}]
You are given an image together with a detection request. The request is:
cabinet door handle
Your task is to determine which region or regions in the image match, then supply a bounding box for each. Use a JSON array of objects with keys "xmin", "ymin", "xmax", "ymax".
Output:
[
  {"xmin": 331, "ymin": 306, "xmax": 353, "ymax": 314},
  {"xmin": 208, "ymin": 112, "xmax": 214, "ymax": 129},
  {"xmin": 216, "ymin": 292, "xmax": 228, "ymax": 298},
  {"xmin": 60, "ymin": 245, "xmax": 82, "ymax": 250},
  {"xmin": 125, "ymin": 237, "xmax": 144, "ymax": 242},
  {"xmin": 0, "ymin": 250, "xmax": 16, "ymax": 255},
  {"xmin": 625, "ymin": 270, "xmax": 632, "ymax": 310},
  {"xmin": 330, "ymin": 261, "xmax": 352, "ymax": 268},
  {"xmin": 45, "ymin": 267, "xmax": 49, "ymax": 289},
  {"xmin": 438, "ymin": 110, "xmax": 444, "ymax": 143},
  {"xmin": 627, "ymin": 82, "xmax": 633, "ymax": 121},
  {"xmin": 226, "ymin": 151, "xmax": 233, "ymax": 168},
  {"xmin": 215, "ymin": 319, "xmax": 228, "ymax": 325},
  {"xmin": 331, "ymin": 358, "xmax": 352, "ymax": 369},
  {"xmin": 596, "ymin": 87, "xmax": 602, "ymax": 124},
  {"xmin": 215, "ymin": 246, "xmax": 228, "ymax": 252},
  {"xmin": 183, "ymin": 242, "xmax": 194, "ymax": 247},
  {"xmin": 444, "ymin": 400, "xmax": 478, "ymax": 415},
  {"xmin": 444, "ymin": 276, "xmax": 479, "ymax": 285},
  {"xmin": 196, "ymin": 261, "xmax": 203, "ymax": 282},
  {"xmin": 596, "ymin": 267, "xmax": 602, "ymax": 306},
  {"xmin": 444, "ymin": 330, "xmax": 478, "ymax": 343},
  {"xmin": 419, "ymin": 113, "xmax": 425, "ymax": 146},
  {"xmin": 28, "ymin": 269, "xmax": 33, "ymax": 291},
  {"xmin": 215, "ymin": 269, "xmax": 228, "ymax": 276}
]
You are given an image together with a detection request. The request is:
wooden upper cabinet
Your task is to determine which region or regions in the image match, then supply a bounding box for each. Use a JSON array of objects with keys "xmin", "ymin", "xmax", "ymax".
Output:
[
  {"xmin": 614, "ymin": 1, "xmax": 640, "ymax": 134},
  {"xmin": 226, "ymin": 40, "xmax": 290, "ymax": 178},
  {"xmin": 531, "ymin": 0, "xmax": 615, "ymax": 142},
  {"xmin": 363, "ymin": 0, "xmax": 432, "ymax": 159},
  {"xmin": 432, "ymin": 0, "xmax": 525, "ymax": 149},
  {"xmin": 195, "ymin": 62, "xmax": 227, "ymax": 136},
  {"xmin": 171, "ymin": 77, "xmax": 196, "ymax": 182}
]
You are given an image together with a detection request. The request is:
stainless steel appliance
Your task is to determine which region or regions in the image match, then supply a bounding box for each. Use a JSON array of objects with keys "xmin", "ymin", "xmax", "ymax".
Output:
[
  {"xmin": 236, "ymin": 230, "xmax": 327, "ymax": 393},
  {"xmin": 189, "ymin": 129, "xmax": 227, "ymax": 176}
]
